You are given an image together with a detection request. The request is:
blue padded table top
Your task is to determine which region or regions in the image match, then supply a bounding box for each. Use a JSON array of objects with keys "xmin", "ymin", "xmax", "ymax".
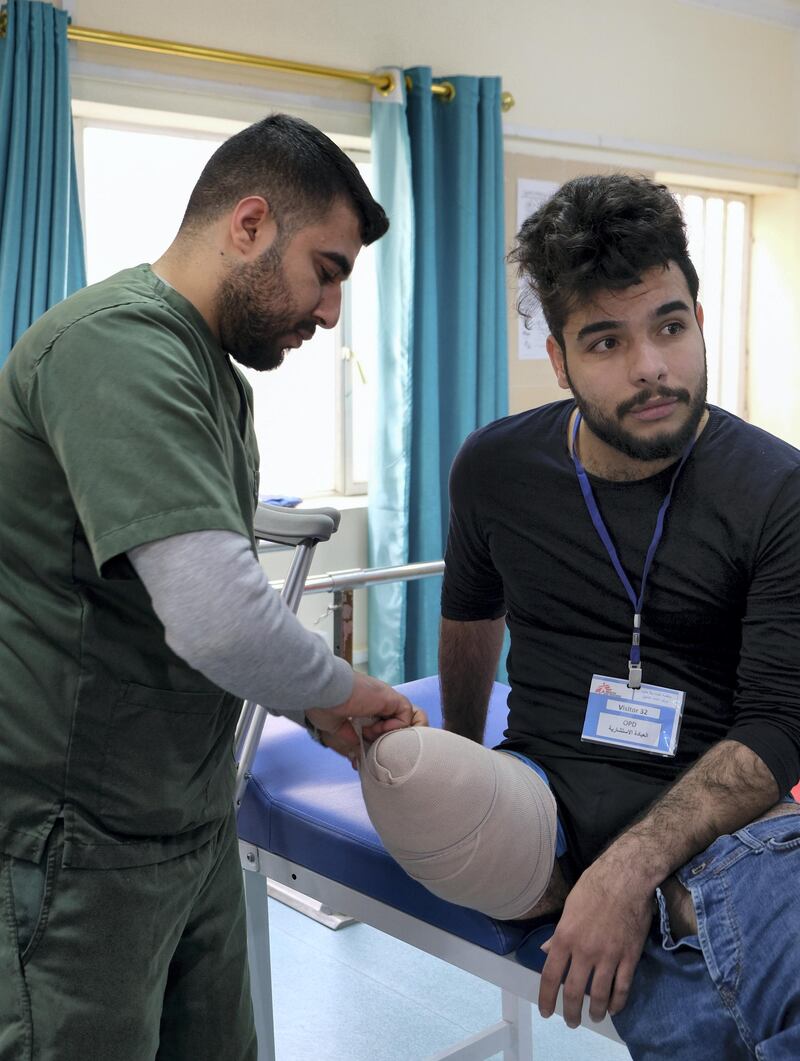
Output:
[{"xmin": 237, "ymin": 676, "xmax": 554, "ymax": 956}]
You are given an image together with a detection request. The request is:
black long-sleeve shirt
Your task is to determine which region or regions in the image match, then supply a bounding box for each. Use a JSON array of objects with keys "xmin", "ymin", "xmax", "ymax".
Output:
[{"xmin": 442, "ymin": 401, "xmax": 800, "ymax": 874}]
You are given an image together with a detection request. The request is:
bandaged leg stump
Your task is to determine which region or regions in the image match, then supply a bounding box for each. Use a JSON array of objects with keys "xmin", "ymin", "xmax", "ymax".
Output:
[{"xmin": 360, "ymin": 727, "xmax": 558, "ymax": 921}]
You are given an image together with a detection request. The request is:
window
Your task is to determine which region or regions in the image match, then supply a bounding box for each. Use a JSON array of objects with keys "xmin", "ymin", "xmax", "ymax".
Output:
[
  {"xmin": 671, "ymin": 187, "xmax": 751, "ymax": 416},
  {"xmin": 76, "ymin": 118, "xmax": 376, "ymax": 499}
]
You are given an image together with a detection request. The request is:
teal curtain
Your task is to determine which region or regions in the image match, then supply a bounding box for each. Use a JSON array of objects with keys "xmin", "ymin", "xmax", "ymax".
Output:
[
  {"xmin": 368, "ymin": 71, "xmax": 415, "ymax": 685},
  {"xmin": 0, "ymin": 0, "xmax": 86, "ymax": 365},
  {"xmin": 368, "ymin": 67, "xmax": 508, "ymax": 684}
]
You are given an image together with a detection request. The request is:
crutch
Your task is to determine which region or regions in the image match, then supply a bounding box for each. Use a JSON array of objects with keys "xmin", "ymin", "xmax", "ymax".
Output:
[{"xmin": 233, "ymin": 501, "xmax": 341, "ymax": 807}]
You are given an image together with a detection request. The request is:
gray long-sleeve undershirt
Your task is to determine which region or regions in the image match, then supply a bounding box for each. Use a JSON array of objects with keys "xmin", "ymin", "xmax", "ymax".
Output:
[{"xmin": 128, "ymin": 530, "xmax": 354, "ymax": 713}]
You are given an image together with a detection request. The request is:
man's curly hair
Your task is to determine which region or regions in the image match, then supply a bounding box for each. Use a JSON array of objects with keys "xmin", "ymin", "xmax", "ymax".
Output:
[{"xmin": 510, "ymin": 174, "xmax": 699, "ymax": 351}]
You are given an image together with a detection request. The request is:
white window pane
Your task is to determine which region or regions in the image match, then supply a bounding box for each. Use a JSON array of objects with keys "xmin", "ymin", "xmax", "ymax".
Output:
[
  {"xmin": 674, "ymin": 188, "xmax": 749, "ymax": 416},
  {"xmin": 681, "ymin": 195, "xmax": 706, "ymax": 275},
  {"xmin": 82, "ymin": 127, "xmax": 223, "ymax": 284},
  {"xmin": 720, "ymin": 201, "xmax": 746, "ymax": 413},
  {"xmin": 349, "ymin": 239, "xmax": 378, "ymax": 485},
  {"xmin": 240, "ymin": 329, "xmax": 337, "ymax": 498},
  {"xmin": 348, "ymin": 161, "xmax": 378, "ymax": 488},
  {"xmin": 700, "ymin": 197, "xmax": 725, "ymax": 405}
]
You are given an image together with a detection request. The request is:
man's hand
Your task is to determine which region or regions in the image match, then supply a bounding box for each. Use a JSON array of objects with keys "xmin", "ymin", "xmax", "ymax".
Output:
[
  {"xmin": 536, "ymin": 739, "xmax": 782, "ymax": 1030},
  {"xmin": 537, "ymin": 852, "xmax": 653, "ymax": 1028},
  {"xmin": 305, "ymin": 672, "xmax": 428, "ymax": 762}
]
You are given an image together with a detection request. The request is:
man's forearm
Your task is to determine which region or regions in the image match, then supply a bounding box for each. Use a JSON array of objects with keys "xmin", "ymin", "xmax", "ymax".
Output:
[
  {"xmin": 439, "ymin": 616, "xmax": 505, "ymax": 742},
  {"xmin": 535, "ymin": 743, "xmax": 781, "ymax": 1027},
  {"xmin": 600, "ymin": 739, "xmax": 781, "ymax": 889}
]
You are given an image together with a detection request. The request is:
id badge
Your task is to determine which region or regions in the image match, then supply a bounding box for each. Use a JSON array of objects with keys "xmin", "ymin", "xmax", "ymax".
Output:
[{"xmin": 581, "ymin": 674, "xmax": 685, "ymax": 757}]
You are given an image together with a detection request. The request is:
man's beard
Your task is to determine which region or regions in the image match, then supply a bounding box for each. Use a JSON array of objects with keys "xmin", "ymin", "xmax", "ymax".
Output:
[
  {"xmin": 566, "ymin": 363, "xmax": 708, "ymax": 462},
  {"xmin": 215, "ymin": 246, "xmax": 316, "ymax": 372}
]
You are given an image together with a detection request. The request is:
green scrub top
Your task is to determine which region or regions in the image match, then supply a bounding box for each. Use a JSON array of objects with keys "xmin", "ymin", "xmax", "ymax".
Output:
[{"xmin": 0, "ymin": 265, "xmax": 260, "ymax": 868}]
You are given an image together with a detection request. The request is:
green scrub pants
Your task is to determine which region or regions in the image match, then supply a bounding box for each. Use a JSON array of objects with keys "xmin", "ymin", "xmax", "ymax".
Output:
[{"xmin": 0, "ymin": 811, "xmax": 257, "ymax": 1061}]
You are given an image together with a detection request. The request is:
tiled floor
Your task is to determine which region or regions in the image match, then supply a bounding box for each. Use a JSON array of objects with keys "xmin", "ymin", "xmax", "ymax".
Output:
[{"xmin": 268, "ymin": 897, "xmax": 633, "ymax": 1061}]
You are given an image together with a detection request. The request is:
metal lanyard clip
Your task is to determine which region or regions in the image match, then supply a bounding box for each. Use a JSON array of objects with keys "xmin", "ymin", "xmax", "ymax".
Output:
[{"xmin": 628, "ymin": 660, "xmax": 643, "ymax": 690}]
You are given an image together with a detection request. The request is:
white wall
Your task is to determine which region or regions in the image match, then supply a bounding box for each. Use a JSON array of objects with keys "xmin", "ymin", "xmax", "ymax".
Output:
[{"xmin": 68, "ymin": 0, "xmax": 800, "ymax": 169}]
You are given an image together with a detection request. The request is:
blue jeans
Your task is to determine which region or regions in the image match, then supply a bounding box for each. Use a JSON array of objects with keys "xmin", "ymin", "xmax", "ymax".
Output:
[
  {"xmin": 498, "ymin": 750, "xmax": 568, "ymax": 857},
  {"xmin": 611, "ymin": 807, "xmax": 800, "ymax": 1060}
]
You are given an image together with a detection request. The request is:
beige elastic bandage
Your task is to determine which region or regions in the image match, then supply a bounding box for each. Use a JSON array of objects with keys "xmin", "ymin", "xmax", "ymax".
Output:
[{"xmin": 359, "ymin": 727, "xmax": 557, "ymax": 921}]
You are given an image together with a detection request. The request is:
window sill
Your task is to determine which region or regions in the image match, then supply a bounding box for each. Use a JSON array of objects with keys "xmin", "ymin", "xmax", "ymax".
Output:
[{"xmin": 298, "ymin": 493, "xmax": 368, "ymax": 512}]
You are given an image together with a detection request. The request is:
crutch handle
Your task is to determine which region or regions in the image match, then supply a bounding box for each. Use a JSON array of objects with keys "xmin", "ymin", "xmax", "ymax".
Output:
[{"xmin": 254, "ymin": 503, "xmax": 340, "ymax": 546}]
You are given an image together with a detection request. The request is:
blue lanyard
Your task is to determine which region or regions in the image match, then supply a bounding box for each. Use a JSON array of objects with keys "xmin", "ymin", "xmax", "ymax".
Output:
[{"xmin": 570, "ymin": 411, "xmax": 695, "ymax": 688}]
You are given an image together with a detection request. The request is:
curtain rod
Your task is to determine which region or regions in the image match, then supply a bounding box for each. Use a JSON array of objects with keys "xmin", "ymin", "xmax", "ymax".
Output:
[{"xmin": 0, "ymin": 15, "xmax": 514, "ymax": 111}]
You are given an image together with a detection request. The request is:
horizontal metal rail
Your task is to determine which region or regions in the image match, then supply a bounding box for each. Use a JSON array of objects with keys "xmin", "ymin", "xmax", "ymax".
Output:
[{"xmin": 268, "ymin": 559, "xmax": 444, "ymax": 597}]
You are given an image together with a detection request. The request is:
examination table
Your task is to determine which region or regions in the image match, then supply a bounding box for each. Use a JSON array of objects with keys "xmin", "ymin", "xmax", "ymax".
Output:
[{"xmin": 237, "ymin": 676, "xmax": 623, "ymax": 1060}]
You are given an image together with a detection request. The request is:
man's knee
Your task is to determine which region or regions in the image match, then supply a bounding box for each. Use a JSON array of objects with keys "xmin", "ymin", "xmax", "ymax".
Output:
[{"xmin": 360, "ymin": 727, "xmax": 558, "ymax": 919}]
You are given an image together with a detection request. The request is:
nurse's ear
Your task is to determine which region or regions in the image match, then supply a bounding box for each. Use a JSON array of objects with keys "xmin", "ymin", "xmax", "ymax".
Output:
[{"xmin": 228, "ymin": 197, "xmax": 279, "ymax": 261}]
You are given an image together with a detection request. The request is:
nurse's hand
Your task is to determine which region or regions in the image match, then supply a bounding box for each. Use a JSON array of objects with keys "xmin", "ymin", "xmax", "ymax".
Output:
[{"xmin": 306, "ymin": 672, "xmax": 428, "ymax": 762}]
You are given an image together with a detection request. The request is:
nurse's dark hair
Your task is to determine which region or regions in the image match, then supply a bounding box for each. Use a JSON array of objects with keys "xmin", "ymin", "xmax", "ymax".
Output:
[
  {"xmin": 179, "ymin": 113, "xmax": 388, "ymax": 245},
  {"xmin": 509, "ymin": 174, "xmax": 699, "ymax": 351}
]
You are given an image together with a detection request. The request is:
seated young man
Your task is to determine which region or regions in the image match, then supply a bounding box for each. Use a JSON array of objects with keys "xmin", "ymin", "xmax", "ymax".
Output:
[{"xmin": 360, "ymin": 174, "xmax": 800, "ymax": 1061}]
